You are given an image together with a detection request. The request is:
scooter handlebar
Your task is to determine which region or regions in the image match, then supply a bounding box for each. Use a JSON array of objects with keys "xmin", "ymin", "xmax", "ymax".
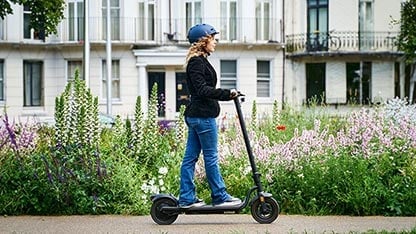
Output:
[{"xmin": 231, "ymin": 91, "xmax": 245, "ymax": 98}]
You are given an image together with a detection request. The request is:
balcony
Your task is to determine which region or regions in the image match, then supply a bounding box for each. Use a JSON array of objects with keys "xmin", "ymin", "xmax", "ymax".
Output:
[
  {"xmin": 285, "ymin": 31, "xmax": 399, "ymax": 57},
  {"xmin": 2, "ymin": 17, "xmax": 281, "ymax": 46}
]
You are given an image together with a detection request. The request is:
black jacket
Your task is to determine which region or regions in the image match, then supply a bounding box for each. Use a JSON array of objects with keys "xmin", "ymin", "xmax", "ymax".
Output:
[{"xmin": 185, "ymin": 56, "xmax": 232, "ymax": 118}]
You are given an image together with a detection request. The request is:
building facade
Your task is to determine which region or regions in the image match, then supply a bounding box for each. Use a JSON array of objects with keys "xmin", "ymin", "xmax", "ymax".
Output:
[
  {"xmin": 0, "ymin": 0, "xmax": 408, "ymax": 122},
  {"xmin": 284, "ymin": 0, "xmax": 406, "ymax": 107}
]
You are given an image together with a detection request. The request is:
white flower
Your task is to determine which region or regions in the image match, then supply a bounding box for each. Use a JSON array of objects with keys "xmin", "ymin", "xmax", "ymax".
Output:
[
  {"xmin": 140, "ymin": 183, "xmax": 148, "ymax": 192},
  {"xmin": 158, "ymin": 179, "xmax": 164, "ymax": 186},
  {"xmin": 159, "ymin": 167, "xmax": 168, "ymax": 175},
  {"xmin": 150, "ymin": 185, "xmax": 159, "ymax": 194},
  {"xmin": 243, "ymin": 166, "xmax": 251, "ymax": 176}
]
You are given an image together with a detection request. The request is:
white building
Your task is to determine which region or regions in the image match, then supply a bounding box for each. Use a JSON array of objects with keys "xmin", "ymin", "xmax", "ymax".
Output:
[
  {"xmin": 0, "ymin": 0, "xmax": 409, "ymax": 122},
  {"xmin": 284, "ymin": 0, "xmax": 408, "ymax": 107}
]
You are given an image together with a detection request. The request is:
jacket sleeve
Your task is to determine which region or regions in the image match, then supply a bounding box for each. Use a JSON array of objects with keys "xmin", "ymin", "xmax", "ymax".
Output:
[{"xmin": 187, "ymin": 57, "xmax": 232, "ymax": 101}]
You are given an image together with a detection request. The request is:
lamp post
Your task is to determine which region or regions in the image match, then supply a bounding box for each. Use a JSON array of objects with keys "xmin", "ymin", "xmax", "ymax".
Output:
[
  {"xmin": 106, "ymin": 0, "xmax": 112, "ymax": 115},
  {"xmin": 83, "ymin": 0, "xmax": 90, "ymax": 87}
]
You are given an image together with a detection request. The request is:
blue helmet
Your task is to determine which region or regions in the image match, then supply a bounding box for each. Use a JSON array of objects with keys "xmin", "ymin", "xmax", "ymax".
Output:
[{"xmin": 187, "ymin": 23, "xmax": 219, "ymax": 44}]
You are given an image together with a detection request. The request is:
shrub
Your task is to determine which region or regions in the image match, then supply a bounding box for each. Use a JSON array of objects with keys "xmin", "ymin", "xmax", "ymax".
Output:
[{"xmin": 0, "ymin": 91, "xmax": 415, "ymax": 216}]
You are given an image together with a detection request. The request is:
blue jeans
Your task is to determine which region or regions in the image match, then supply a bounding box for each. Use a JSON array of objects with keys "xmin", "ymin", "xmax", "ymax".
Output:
[{"xmin": 178, "ymin": 117, "xmax": 231, "ymax": 205}]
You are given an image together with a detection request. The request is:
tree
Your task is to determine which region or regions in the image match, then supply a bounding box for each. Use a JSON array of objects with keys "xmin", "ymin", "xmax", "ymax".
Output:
[
  {"xmin": 396, "ymin": 0, "xmax": 416, "ymax": 102},
  {"xmin": 0, "ymin": 0, "xmax": 65, "ymax": 37}
]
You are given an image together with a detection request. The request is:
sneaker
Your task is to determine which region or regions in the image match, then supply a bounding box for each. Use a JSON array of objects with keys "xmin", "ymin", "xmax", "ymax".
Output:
[
  {"xmin": 214, "ymin": 196, "xmax": 242, "ymax": 207},
  {"xmin": 179, "ymin": 199, "xmax": 206, "ymax": 208}
]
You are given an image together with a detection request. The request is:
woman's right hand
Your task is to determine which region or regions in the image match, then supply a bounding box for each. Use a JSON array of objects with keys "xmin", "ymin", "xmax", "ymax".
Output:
[{"xmin": 230, "ymin": 89, "xmax": 238, "ymax": 98}]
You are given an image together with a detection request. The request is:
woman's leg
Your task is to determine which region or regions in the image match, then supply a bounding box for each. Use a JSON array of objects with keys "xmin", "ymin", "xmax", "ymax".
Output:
[
  {"xmin": 195, "ymin": 118, "xmax": 229, "ymax": 204},
  {"xmin": 178, "ymin": 118, "xmax": 202, "ymax": 205}
]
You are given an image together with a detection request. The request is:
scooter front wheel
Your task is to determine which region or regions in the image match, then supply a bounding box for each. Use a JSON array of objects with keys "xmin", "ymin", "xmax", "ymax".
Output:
[
  {"xmin": 151, "ymin": 197, "xmax": 178, "ymax": 225},
  {"xmin": 251, "ymin": 197, "xmax": 279, "ymax": 224}
]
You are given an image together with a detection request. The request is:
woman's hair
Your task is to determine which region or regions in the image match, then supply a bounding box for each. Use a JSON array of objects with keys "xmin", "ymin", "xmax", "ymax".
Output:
[{"xmin": 184, "ymin": 35, "xmax": 212, "ymax": 67}]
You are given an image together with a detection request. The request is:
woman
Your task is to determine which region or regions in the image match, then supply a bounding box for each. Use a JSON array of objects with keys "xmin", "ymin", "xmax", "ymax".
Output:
[{"xmin": 178, "ymin": 23, "xmax": 241, "ymax": 208}]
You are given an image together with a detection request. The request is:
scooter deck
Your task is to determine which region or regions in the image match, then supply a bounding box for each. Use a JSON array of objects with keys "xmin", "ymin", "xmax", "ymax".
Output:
[{"xmin": 161, "ymin": 202, "xmax": 245, "ymax": 215}]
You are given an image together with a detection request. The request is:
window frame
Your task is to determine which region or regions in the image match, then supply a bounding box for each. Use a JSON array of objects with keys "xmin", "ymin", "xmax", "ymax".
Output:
[
  {"xmin": 220, "ymin": 60, "xmax": 237, "ymax": 90},
  {"xmin": 0, "ymin": 18, "xmax": 4, "ymax": 40},
  {"xmin": 359, "ymin": 0, "xmax": 374, "ymax": 50},
  {"xmin": 137, "ymin": 0, "xmax": 155, "ymax": 41},
  {"xmin": 185, "ymin": 0, "xmax": 202, "ymax": 32},
  {"xmin": 23, "ymin": 60, "xmax": 43, "ymax": 107},
  {"xmin": 68, "ymin": 0, "xmax": 85, "ymax": 41},
  {"xmin": 306, "ymin": 0, "xmax": 328, "ymax": 51},
  {"xmin": 23, "ymin": 5, "xmax": 44, "ymax": 40},
  {"xmin": 0, "ymin": 60, "xmax": 4, "ymax": 101},
  {"xmin": 220, "ymin": 0, "xmax": 238, "ymax": 41},
  {"xmin": 67, "ymin": 60, "xmax": 83, "ymax": 81},
  {"xmin": 102, "ymin": 0, "xmax": 120, "ymax": 40},
  {"xmin": 102, "ymin": 59, "xmax": 121, "ymax": 100},
  {"xmin": 256, "ymin": 60, "xmax": 271, "ymax": 98},
  {"xmin": 256, "ymin": 0, "xmax": 271, "ymax": 41}
]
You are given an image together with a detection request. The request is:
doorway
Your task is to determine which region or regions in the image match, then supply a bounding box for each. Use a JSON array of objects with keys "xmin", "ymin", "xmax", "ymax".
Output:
[
  {"xmin": 176, "ymin": 72, "xmax": 190, "ymax": 112},
  {"xmin": 148, "ymin": 72, "xmax": 166, "ymax": 117},
  {"xmin": 306, "ymin": 63, "xmax": 326, "ymax": 105}
]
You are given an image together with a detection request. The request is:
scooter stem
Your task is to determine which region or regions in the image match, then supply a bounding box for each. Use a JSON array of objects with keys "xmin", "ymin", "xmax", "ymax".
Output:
[{"xmin": 233, "ymin": 95, "xmax": 264, "ymax": 193}]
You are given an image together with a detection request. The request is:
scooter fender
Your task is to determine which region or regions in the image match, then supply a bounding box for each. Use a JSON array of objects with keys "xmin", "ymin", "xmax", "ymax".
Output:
[
  {"xmin": 150, "ymin": 194, "xmax": 179, "ymax": 205},
  {"xmin": 249, "ymin": 192, "xmax": 273, "ymax": 206}
]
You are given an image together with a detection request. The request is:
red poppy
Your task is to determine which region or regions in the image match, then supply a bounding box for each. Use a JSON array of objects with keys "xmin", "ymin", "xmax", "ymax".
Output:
[{"xmin": 276, "ymin": 125, "xmax": 286, "ymax": 131}]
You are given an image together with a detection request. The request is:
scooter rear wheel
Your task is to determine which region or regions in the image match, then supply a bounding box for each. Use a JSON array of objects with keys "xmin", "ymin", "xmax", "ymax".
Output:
[
  {"xmin": 251, "ymin": 197, "xmax": 279, "ymax": 224},
  {"xmin": 151, "ymin": 197, "xmax": 178, "ymax": 225}
]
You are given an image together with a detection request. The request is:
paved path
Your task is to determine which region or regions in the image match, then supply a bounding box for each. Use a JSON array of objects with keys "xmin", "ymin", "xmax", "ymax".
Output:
[{"xmin": 0, "ymin": 214, "xmax": 415, "ymax": 234}]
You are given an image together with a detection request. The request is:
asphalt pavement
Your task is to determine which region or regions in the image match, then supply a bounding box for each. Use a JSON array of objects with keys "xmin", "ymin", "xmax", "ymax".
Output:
[{"xmin": 0, "ymin": 214, "xmax": 415, "ymax": 234}]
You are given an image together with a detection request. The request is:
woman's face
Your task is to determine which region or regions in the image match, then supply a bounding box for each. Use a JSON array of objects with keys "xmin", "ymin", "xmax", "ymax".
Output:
[{"xmin": 205, "ymin": 35, "xmax": 217, "ymax": 53}]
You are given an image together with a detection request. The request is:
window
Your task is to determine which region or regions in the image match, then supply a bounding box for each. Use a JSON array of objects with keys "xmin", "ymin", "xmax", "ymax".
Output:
[
  {"xmin": 359, "ymin": 0, "xmax": 374, "ymax": 50},
  {"xmin": 0, "ymin": 60, "xmax": 4, "ymax": 101},
  {"xmin": 186, "ymin": 1, "xmax": 202, "ymax": 31},
  {"xmin": 138, "ymin": 0, "xmax": 155, "ymax": 40},
  {"xmin": 394, "ymin": 62, "xmax": 400, "ymax": 98},
  {"xmin": 361, "ymin": 62, "xmax": 372, "ymax": 105},
  {"xmin": 256, "ymin": 0, "xmax": 271, "ymax": 41},
  {"xmin": 23, "ymin": 5, "xmax": 44, "ymax": 40},
  {"xmin": 220, "ymin": 0, "xmax": 237, "ymax": 41},
  {"xmin": 220, "ymin": 60, "xmax": 237, "ymax": 89},
  {"xmin": 346, "ymin": 63, "xmax": 360, "ymax": 104},
  {"xmin": 67, "ymin": 61, "xmax": 83, "ymax": 81},
  {"xmin": 346, "ymin": 62, "xmax": 372, "ymax": 105},
  {"xmin": 102, "ymin": 0, "xmax": 120, "ymax": 40},
  {"xmin": 307, "ymin": 0, "xmax": 328, "ymax": 51},
  {"xmin": 102, "ymin": 60, "xmax": 120, "ymax": 100},
  {"xmin": 68, "ymin": 0, "xmax": 84, "ymax": 41},
  {"xmin": 257, "ymin": 60, "xmax": 270, "ymax": 97},
  {"xmin": 0, "ymin": 18, "xmax": 4, "ymax": 40},
  {"xmin": 24, "ymin": 61, "xmax": 43, "ymax": 106}
]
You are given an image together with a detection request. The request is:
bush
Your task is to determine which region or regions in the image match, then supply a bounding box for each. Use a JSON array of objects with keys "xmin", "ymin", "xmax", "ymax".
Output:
[{"xmin": 0, "ymin": 88, "xmax": 415, "ymax": 216}]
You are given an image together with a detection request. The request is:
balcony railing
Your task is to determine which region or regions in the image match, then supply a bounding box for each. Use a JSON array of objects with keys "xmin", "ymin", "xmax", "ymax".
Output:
[
  {"xmin": 26, "ymin": 17, "xmax": 282, "ymax": 45},
  {"xmin": 286, "ymin": 31, "xmax": 399, "ymax": 54}
]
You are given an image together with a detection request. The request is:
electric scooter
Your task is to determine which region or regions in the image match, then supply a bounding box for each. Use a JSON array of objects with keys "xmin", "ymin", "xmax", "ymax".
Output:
[{"xmin": 150, "ymin": 93, "xmax": 279, "ymax": 225}]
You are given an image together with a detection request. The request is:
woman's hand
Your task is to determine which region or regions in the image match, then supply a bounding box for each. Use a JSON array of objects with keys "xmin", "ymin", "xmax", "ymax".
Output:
[{"xmin": 230, "ymin": 89, "xmax": 238, "ymax": 98}]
